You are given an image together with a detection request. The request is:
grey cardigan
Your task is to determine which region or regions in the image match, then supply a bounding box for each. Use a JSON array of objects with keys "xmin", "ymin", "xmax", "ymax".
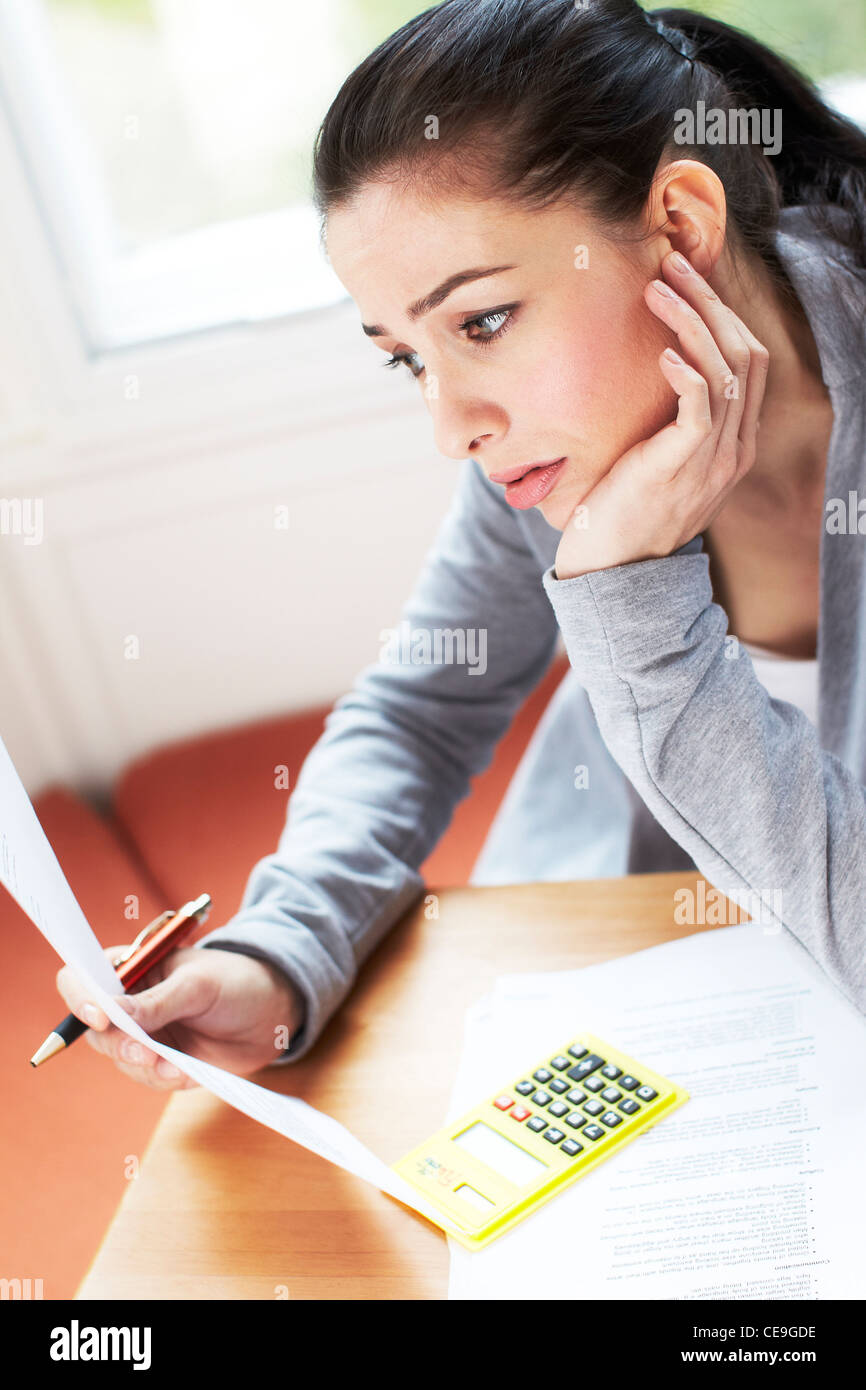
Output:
[{"xmin": 198, "ymin": 202, "xmax": 866, "ymax": 1061}]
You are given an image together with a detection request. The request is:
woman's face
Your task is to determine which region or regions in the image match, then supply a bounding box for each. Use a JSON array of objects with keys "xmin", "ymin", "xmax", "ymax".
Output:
[{"xmin": 326, "ymin": 180, "xmax": 680, "ymax": 531}]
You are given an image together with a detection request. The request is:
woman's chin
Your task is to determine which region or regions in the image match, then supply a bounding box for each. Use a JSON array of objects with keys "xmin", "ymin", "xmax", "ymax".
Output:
[{"xmin": 536, "ymin": 486, "xmax": 588, "ymax": 533}]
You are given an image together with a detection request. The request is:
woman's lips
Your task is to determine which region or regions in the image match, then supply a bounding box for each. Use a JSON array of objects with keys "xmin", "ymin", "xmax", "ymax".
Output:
[{"xmin": 501, "ymin": 458, "xmax": 567, "ymax": 509}]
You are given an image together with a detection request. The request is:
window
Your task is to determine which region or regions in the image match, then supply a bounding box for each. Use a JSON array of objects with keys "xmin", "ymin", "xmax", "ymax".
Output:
[{"xmin": 0, "ymin": 0, "xmax": 423, "ymax": 351}]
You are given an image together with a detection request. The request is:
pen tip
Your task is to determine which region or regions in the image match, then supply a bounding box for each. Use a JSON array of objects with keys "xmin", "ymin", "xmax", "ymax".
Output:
[{"xmin": 30, "ymin": 1033, "xmax": 66, "ymax": 1067}]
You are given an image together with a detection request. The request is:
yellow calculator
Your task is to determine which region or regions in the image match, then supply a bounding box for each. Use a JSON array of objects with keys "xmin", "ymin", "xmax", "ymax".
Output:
[{"xmin": 391, "ymin": 1032, "xmax": 689, "ymax": 1250}]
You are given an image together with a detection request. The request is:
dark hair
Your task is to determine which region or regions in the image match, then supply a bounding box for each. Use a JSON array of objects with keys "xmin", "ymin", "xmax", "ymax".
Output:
[{"xmin": 311, "ymin": 0, "xmax": 866, "ymax": 308}]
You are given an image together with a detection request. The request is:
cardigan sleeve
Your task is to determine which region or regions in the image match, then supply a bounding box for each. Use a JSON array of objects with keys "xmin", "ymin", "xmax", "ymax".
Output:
[
  {"xmin": 541, "ymin": 535, "xmax": 866, "ymax": 1018},
  {"xmin": 194, "ymin": 459, "xmax": 561, "ymax": 1063}
]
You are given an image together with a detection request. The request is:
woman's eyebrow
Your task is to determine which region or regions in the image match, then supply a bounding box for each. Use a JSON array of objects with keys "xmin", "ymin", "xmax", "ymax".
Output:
[{"xmin": 361, "ymin": 264, "xmax": 517, "ymax": 337}]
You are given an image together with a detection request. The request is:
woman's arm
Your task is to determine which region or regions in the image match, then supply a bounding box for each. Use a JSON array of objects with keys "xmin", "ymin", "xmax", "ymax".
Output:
[
  {"xmin": 537, "ymin": 248, "xmax": 864, "ymax": 1015},
  {"xmin": 542, "ymin": 536, "xmax": 866, "ymax": 1017},
  {"xmin": 196, "ymin": 457, "xmax": 561, "ymax": 1062}
]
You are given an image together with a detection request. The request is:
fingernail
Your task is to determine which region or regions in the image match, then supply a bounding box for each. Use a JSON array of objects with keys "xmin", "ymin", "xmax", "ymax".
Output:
[
  {"xmin": 653, "ymin": 279, "xmax": 677, "ymax": 298},
  {"xmin": 82, "ymin": 1004, "xmax": 103, "ymax": 1027},
  {"xmin": 157, "ymin": 1060, "xmax": 180, "ymax": 1079},
  {"xmin": 670, "ymin": 251, "xmax": 692, "ymax": 273},
  {"xmin": 122, "ymin": 1041, "xmax": 142, "ymax": 1063}
]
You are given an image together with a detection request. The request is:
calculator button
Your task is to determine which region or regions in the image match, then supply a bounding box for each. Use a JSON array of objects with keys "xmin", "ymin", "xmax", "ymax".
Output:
[
  {"xmin": 565, "ymin": 1112, "xmax": 587, "ymax": 1129},
  {"xmin": 583, "ymin": 1099, "xmax": 604, "ymax": 1116},
  {"xmin": 493, "ymin": 1095, "xmax": 514, "ymax": 1110},
  {"xmin": 527, "ymin": 1117, "xmax": 547, "ymax": 1132},
  {"xmin": 583, "ymin": 1077, "xmax": 605, "ymax": 1093},
  {"xmin": 550, "ymin": 1055, "xmax": 571, "ymax": 1071},
  {"xmin": 566, "ymin": 1053, "xmax": 604, "ymax": 1082},
  {"xmin": 618, "ymin": 1099, "xmax": 640, "ymax": 1115},
  {"xmin": 510, "ymin": 1104, "xmax": 531, "ymax": 1122},
  {"xmin": 561, "ymin": 1139, "xmax": 584, "ymax": 1157},
  {"xmin": 516, "ymin": 1080, "xmax": 534, "ymax": 1096},
  {"xmin": 532, "ymin": 1090, "xmax": 553, "ymax": 1107},
  {"xmin": 619, "ymin": 1075, "xmax": 640, "ymax": 1091},
  {"xmin": 542, "ymin": 1128, "xmax": 565, "ymax": 1144},
  {"xmin": 636, "ymin": 1085, "xmax": 658, "ymax": 1102},
  {"xmin": 566, "ymin": 1089, "xmax": 588, "ymax": 1106},
  {"xmin": 549, "ymin": 1078, "xmax": 569, "ymax": 1094},
  {"xmin": 583, "ymin": 1124, "xmax": 605, "ymax": 1141},
  {"xmin": 601, "ymin": 1087, "xmax": 622, "ymax": 1104},
  {"xmin": 533, "ymin": 1068, "xmax": 553, "ymax": 1083},
  {"xmin": 548, "ymin": 1101, "xmax": 569, "ymax": 1118},
  {"xmin": 567, "ymin": 1044, "xmax": 588, "ymax": 1059},
  {"xmin": 601, "ymin": 1111, "xmax": 623, "ymax": 1127},
  {"xmin": 601, "ymin": 1063, "xmax": 622, "ymax": 1079}
]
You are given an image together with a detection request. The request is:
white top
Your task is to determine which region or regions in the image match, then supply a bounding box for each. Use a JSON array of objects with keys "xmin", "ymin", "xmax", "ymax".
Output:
[{"xmin": 741, "ymin": 640, "xmax": 819, "ymax": 728}]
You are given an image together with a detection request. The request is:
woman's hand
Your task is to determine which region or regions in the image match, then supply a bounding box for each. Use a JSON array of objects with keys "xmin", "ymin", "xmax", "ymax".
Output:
[
  {"xmin": 553, "ymin": 249, "xmax": 770, "ymax": 580},
  {"xmin": 55, "ymin": 944, "xmax": 307, "ymax": 1089}
]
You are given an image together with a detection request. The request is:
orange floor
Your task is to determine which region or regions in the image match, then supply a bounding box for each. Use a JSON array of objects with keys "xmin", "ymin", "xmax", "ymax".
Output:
[{"xmin": 1, "ymin": 656, "xmax": 567, "ymax": 1299}]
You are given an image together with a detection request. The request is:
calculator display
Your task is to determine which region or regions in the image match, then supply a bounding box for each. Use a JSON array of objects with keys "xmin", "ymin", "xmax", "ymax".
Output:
[{"xmin": 453, "ymin": 1121, "xmax": 550, "ymax": 1186}]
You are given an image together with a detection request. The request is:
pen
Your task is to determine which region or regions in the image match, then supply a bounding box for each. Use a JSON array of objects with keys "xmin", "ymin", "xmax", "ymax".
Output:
[{"xmin": 29, "ymin": 893, "xmax": 212, "ymax": 1068}]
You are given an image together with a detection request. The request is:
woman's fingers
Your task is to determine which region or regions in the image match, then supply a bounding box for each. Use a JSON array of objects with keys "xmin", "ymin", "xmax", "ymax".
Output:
[
  {"xmin": 55, "ymin": 944, "xmax": 129, "ymax": 1030},
  {"xmin": 84, "ymin": 1024, "xmax": 192, "ymax": 1086},
  {"xmin": 85, "ymin": 1024, "xmax": 160, "ymax": 1069},
  {"xmin": 56, "ymin": 942, "xmax": 202, "ymax": 1089},
  {"xmin": 113, "ymin": 1055, "xmax": 197, "ymax": 1090},
  {"xmin": 714, "ymin": 303, "xmax": 771, "ymax": 466},
  {"xmin": 659, "ymin": 251, "xmax": 758, "ymax": 473},
  {"xmin": 645, "ymin": 273, "xmax": 733, "ymax": 429},
  {"xmin": 56, "ymin": 942, "xmax": 164, "ymax": 1071},
  {"xmin": 643, "ymin": 348, "xmax": 712, "ymax": 478}
]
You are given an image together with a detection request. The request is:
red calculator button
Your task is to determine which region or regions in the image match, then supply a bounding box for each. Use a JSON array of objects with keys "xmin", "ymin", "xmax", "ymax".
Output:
[
  {"xmin": 509, "ymin": 1104, "xmax": 531, "ymax": 1121},
  {"xmin": 493, "ymin": 1094, "xmax": 514, "ymax": 1110}
]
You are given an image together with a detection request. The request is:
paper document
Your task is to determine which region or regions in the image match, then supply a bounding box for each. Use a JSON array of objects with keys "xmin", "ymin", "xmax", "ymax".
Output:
[
  {"xmin": 0, "ymin": 732, "xmax": 461, "ymax": 1238},
  {"xmin": 447, "ymin": 925, "xmax": 866, "ymax": 1299}
]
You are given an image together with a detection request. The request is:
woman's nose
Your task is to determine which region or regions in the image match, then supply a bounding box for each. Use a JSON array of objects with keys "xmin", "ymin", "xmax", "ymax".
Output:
[{"xmin": 428, "ymin": 386, "xmax": 500, "ymax": 462}]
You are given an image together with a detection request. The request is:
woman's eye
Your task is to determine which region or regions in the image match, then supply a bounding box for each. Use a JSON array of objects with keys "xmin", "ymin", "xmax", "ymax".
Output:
[
  {"xmin": 382, "ymin": 350, "xmax": 425, "ymax": 378},
  {"xmin": 380, "ymin": 304, "xmax": 518, "ymax": 379},
  {"xmin": 462, "ymin": 307, "xmax": 515, "ymax": 344}
]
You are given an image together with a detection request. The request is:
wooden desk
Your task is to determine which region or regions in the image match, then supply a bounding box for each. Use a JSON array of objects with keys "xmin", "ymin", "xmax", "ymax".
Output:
[{"xmin": 77, "ymin": 872, "xmax": 722, "ymax": 1300}]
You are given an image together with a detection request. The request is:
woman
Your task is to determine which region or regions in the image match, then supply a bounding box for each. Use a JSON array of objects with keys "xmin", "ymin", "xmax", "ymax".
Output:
[{"xmin": 59, "ymin": 0, "xmax": 866, "ymax": 1088}]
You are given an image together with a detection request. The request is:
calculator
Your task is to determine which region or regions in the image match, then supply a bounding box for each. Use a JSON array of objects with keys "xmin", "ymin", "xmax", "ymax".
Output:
[{"xmin": 390, "ymin": 1032, "xmax": 689, "ymax": 1250}]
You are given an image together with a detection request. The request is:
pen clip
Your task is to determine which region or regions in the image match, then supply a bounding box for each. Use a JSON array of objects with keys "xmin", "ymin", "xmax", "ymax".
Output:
[{"xmin": 111, "ymin": 910, "xmax": 177, "ymax": 968}]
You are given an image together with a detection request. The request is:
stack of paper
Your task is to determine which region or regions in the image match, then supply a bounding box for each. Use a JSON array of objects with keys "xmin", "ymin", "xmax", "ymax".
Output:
[{"xmin": 445, "ymin": 924, "xmax": 865, "ymax": 1299}]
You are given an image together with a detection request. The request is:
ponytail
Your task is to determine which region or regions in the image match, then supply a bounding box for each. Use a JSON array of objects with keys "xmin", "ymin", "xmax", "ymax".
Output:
[{"xmin": 649, "ymin": 7, "xmax": 866, "ymax": 269}]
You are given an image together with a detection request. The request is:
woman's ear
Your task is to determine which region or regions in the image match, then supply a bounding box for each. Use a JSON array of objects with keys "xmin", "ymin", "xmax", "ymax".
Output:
[{"xmin": 649, "ymin": 158, "xmax": 728, "ymax": 280}]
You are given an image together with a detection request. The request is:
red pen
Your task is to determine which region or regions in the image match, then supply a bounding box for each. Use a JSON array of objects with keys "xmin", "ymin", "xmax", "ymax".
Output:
[{"xmin": 29, "ymin": 893, "xmax": 212, "ymax": 1067}]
